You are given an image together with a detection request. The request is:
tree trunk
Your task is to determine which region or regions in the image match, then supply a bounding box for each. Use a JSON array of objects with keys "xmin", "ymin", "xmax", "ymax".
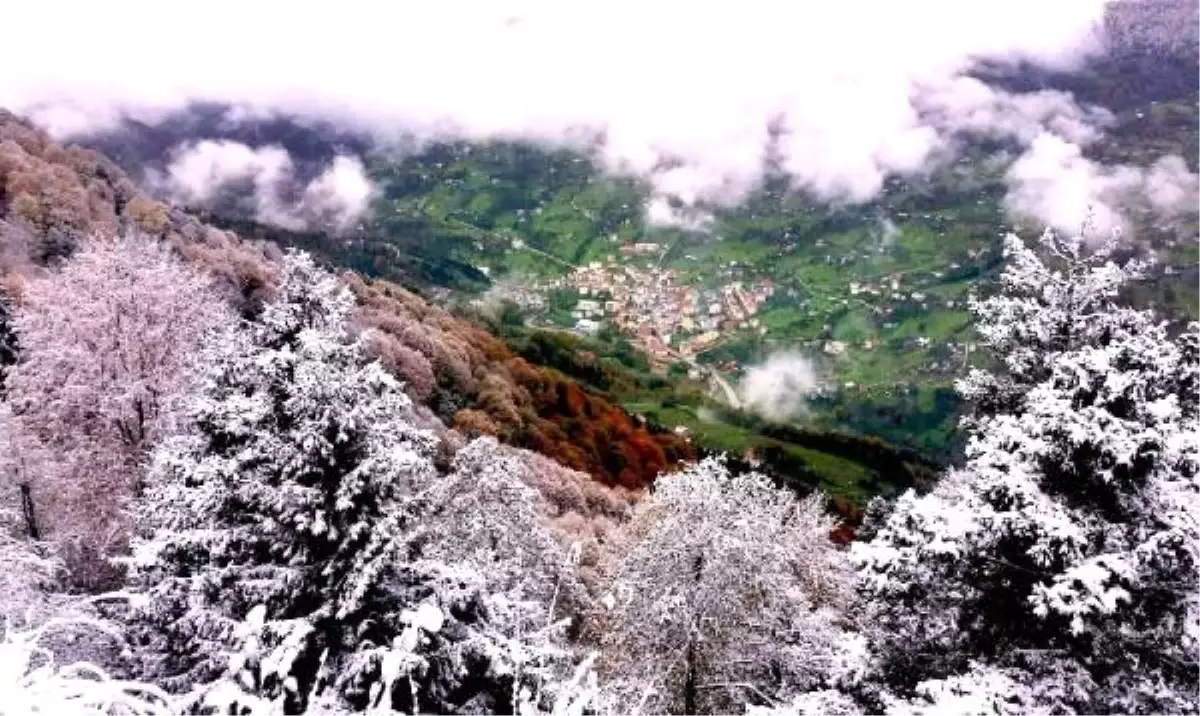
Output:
[
  {"xmin": 19, "ymin": 483, "xmax": 39, "ymax": 539},
  {"xmin": 684, "ymin": 551, "xmax": 704, "ymax": 714},
  {"xmin": 684, "ymin": 640, "xmax": 698, "ymax": 715}
]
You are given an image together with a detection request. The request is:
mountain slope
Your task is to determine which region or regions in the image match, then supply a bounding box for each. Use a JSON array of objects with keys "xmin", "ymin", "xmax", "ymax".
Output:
[{"xmin": 0, "ymin": 109, "xmax": 692, "ymax": 490}]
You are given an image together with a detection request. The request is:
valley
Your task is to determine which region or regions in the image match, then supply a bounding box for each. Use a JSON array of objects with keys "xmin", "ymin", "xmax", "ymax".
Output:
[
  {"xmin": 340, "ymin": 84, "xmax": 1198, "ymax": 465},
  {"xmin": 48, "ymin": 37, "xmax": 1198, "ymax": 508}
]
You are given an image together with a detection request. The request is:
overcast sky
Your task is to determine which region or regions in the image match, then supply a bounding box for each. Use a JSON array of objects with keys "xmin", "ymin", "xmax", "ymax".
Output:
[{"xmin": 3, "ymin": 0, "xmax": 1195, "ymax": 235}]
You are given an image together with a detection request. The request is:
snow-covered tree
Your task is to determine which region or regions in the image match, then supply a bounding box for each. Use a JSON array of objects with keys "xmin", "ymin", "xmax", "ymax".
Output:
[
  {"xmin": 601, "ymin": 457, "xmax": 858, "ymax": 715},
  {"xmin": 128, "ymin": 251, "xmax": 582, "ymax": 714},
  {"xmin": 127, "ymin": 250, "xmax": 439, "ymax": 707},
  {"xmin": 1, "ymin": 235, "xmax": 230, "ymax": 588},
  {"xmin": 853, "ymin": 230, "xmax": 1199, "ymax": 714},
  {"xmin": 957, "ymin": 229, "xmax": 1156, "ymax": 420},
  {"xmin": 420, "ymin": 437, "xmax": 590, "ymax": 620}
]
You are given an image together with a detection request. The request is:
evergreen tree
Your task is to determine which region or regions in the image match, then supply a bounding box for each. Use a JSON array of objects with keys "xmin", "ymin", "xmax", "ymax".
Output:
[
  {"xmin": 853, "ymin": 230, "xmax": 1199, "ymax": 714},
  {"xmin": 128, "ymin": 250, "xmax": 440, "ymax": 710},
  {"xmin": 128, "ymin": 251, "xmax": 578, "ymax": 714}
]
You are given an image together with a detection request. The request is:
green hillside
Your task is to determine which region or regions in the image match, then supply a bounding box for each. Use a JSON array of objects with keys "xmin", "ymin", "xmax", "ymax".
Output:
[{"xmin": 181, "ymin": 71, "xmax": 1198, "ymax": 503}]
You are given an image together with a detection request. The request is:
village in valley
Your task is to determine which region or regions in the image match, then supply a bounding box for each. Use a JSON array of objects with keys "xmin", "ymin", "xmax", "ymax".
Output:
[
  {"xmin": 482, "ymin": 228, "xmax": 984, "ymax": 393},
  {"xmin": 555, "ymin": 244, "xmax": 777, "ymax": 367}
]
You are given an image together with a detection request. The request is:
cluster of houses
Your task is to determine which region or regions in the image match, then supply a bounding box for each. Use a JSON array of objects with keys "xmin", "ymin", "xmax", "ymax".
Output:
[
  {"xmin": 551, "ymin": 253, "xmax": 776, "ymax": 364},
  {"xmin": 520, "ymin": 236, "xmax": 984, "ymax": 382}
]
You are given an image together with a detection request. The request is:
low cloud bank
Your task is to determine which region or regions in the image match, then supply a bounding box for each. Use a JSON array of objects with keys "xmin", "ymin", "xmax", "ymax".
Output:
[
  {"xmin": 2, "ymin": 1, "xmax": 1195, "ymax": 235},
  {"xmin": 151, "ymin": 140, "xmax": 374, "ymax": 232}
]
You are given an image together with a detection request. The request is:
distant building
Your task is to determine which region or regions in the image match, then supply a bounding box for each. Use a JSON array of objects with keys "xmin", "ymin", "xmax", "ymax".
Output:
[
  {"xmin": 574, "ymin": 318, "xmax": 602, "ymax": 334},
  {"xmin": 577, "ymin": 299, "xmax": 602, "ymax": 314},
  {"xmin": 619, "ymin": 242, "xmax": 662, "ymax": 256}
]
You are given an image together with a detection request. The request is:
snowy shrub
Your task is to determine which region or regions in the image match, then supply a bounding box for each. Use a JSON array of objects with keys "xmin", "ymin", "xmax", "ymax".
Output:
[
  {"xmin": 0, "ymin": 617, "xmax": 173, "ymax": 716},
  {"xmin": 0, "ymin": 505, "xmax": 61, "ymax": 627}
]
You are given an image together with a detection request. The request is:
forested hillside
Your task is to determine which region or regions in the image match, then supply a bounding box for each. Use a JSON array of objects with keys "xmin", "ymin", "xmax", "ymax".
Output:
[
  {"xmin": 0, "ymin": 193, "xmax": 1193, "ymax": 714},
  {"xmin": 0, "ymin": 110, "xmax": 692, "ymax": 492}
]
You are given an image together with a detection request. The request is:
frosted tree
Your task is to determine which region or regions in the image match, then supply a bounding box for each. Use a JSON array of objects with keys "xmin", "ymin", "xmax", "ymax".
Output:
[
  {"xmin": 853, "ymin": 230, "xmax": 1199, "ymax": 714},
  {"xmin": 128, "ymin": 251, "xmax": 581, "ymax": 714},
  {"xmin": 420, "ymin": 437, "xmax": 590, "ymax": 619},
  {"xmin": 957, "ymin": 228, "xmax": 1155, "ymax": 419},
  {"xmin": 127, "ymin": 250, "xmax": 439, "ymax": 709},
  {"xmin": 601, "ymin": 457, "xmax": 858, "ymax": 715},
  {"xmin": 1, "ymin": 234, "xmax": 229, "ymax": 588}
]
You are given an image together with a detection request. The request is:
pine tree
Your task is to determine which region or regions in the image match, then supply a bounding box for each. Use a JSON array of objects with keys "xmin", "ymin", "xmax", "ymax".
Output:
[
  {"xmin": 128, "ymin": 251, "xmax": 581, "ymax": 714},
  {"xmin": 128, "ymin": 251, "xmax": 443, "ymax": 709},
  {"xmin": 853, "ymin": 230, "xmax": 1199, "ymax": 714}
]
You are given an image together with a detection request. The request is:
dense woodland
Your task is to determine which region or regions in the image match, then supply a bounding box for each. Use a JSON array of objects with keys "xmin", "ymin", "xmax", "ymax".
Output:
[{"xmin": 0, "ymin": 102, "xmax": 1197, "ymax": 716}]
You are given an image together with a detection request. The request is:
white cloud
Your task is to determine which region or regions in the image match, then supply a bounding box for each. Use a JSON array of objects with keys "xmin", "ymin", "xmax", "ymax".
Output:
[
  {"xmin": 1003, "ymin": 133, "xmax": 1199, "ymax": 239},
  {"xmin": 301, "ymin": 156, "xmax": 376, "ymax": 231},
  {"xmin": 1004, "ymin": 133, "xmax": 1137, "ymax": 237},
  {"xmin": 9, "ymin": 0, "xmax": 1187, "ymax": 236},
  {"xmin": 161, "ymin": 140, "xmax": 292, "ymax": 204},
  {"xmin": 918, "ymin": 77, "xmax": 1111, "ymax": 146},
  {"xmin": 155, "ymin": 140, "xmax": 374, "ymax": 232},
  {"xmin": 1143, "ymin": 155, "xmax": 1200, "ymax": 219},
  {"xmin": 645, "ymin": 196, "xmax": 714, "ymax": 231},
  {"xmin": 738, "ymin": 352, "xmax": 824, "ymax": 423}
]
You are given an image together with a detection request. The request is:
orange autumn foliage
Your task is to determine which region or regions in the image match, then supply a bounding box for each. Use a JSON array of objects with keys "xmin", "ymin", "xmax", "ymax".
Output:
[{"xmin": 341, "ymin": 275, "xmax": 694, "ymax": 489}]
